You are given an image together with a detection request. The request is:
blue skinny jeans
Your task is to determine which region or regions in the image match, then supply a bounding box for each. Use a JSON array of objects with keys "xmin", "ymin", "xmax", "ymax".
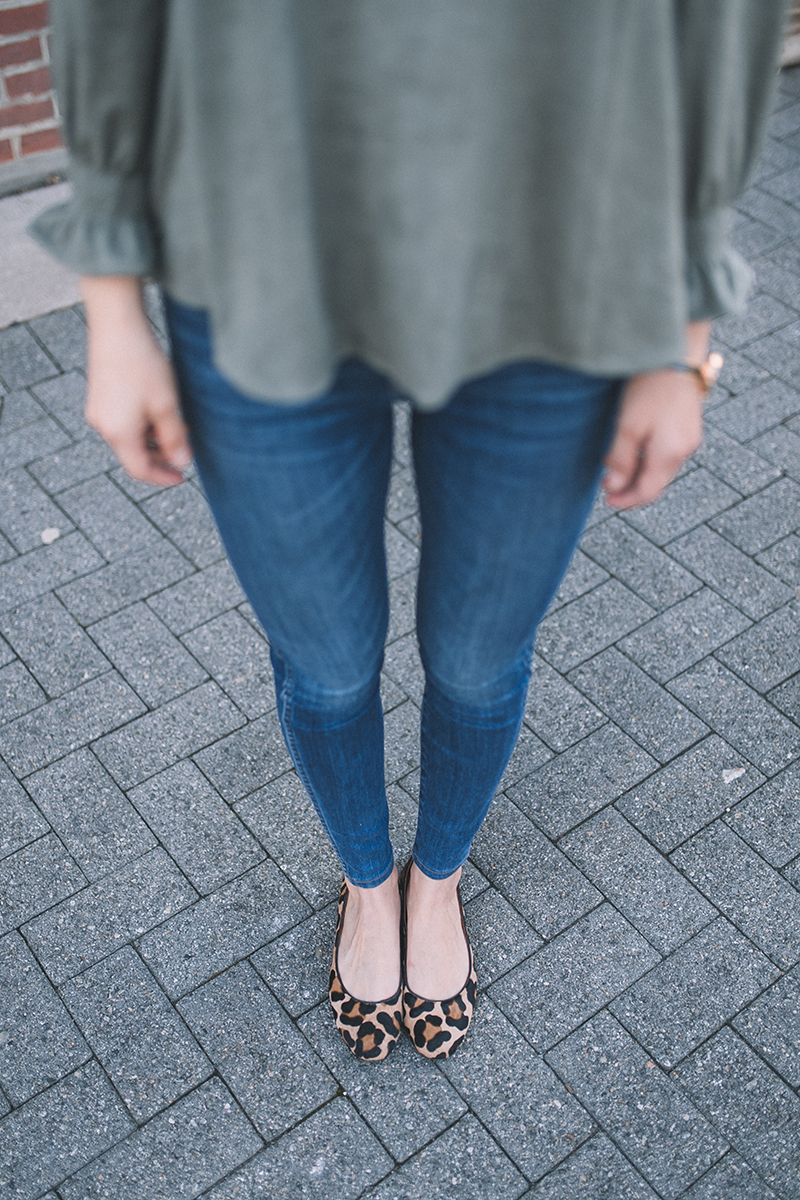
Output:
[{"xmin": 165, "ymin": 297, "xmax": 622, "ymax": 886}]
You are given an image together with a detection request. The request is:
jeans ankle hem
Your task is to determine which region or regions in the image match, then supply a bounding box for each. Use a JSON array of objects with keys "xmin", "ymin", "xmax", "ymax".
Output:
[
  {"xmin": 344, "ymin": 856, "xmax": 396, "ymax": 889},
  {"xmin": 410, "ymin": 850, "xmax": 468, "ymax": 881}
]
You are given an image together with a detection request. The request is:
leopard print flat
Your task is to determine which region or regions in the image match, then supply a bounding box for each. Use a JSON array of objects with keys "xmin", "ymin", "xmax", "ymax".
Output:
[
  {"xmin": 400, "ymin": 859, "xmax": 478, "ymax": 1060},
  {"xmin": 329, "ymin": 879, "xmax": 403, "ymax": 1061}
]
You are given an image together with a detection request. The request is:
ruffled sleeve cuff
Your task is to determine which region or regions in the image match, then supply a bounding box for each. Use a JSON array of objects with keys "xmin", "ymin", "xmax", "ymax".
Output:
[
  {"xmin": 684, "ymin": 208, "xmax": 753, "ymax": 323},
  {"xmin": 28, "ymin": 164, "xmax": 159, "ymax": 277}
]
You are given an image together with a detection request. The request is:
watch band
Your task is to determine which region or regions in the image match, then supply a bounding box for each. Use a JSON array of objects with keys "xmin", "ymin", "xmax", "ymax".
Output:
[{"xmin": 664, "ymin": 352, "xmax": 724, "ymax": 395}]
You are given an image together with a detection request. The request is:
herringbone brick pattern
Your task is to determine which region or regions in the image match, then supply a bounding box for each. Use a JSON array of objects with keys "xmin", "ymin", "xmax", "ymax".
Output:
[{"xmin": 1, "ymin": 70, "xmax": 800, "ymax": 1200}]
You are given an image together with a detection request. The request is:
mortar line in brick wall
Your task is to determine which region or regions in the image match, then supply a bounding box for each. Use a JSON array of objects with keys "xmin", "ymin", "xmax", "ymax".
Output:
[
  {"xmin": 0, "ymin": 117, "xmax": 60, "ymax": 144},
  {"xmin": 0, "ymin": 58, "xmax": 51, "ymax": 81},
  {"xmin": 0, "ymin": 114, "xmax": 59, "ymax": 138}
]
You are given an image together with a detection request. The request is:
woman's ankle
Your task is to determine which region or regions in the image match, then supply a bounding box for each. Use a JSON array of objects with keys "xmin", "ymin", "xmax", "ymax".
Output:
[
  {"xmin": 346, "ymin": 867, "xmax": 401, "ymax": 913},
  {"xmin": 337, "ymin": 869, "xmax": 401, "ymax": 1002},
  {"xmin": 404, "ymin": 862, "xmax": 469, "ymax": 1000},
  {"xmin": 407, "ymin": 861, "xmax": 462, "ymax": 904}
]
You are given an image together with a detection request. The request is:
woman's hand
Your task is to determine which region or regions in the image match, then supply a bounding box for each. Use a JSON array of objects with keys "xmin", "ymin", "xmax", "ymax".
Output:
[
  {"xmin": 602, "ymin": 320, "xmax": 712, "ymax": 510},
  {"xmin": 81, "ymin": 276, "xmax": 191, "ymax": 487}
]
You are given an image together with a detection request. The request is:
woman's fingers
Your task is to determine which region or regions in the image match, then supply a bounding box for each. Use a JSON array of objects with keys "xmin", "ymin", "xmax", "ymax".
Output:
[
  {"xmin": 605, "ymin": 438, "xmax": 674, "ymax": 509},
  {"xmin": 143, "ymin": 394, "xmax": 193, "ymax": 480},
  {"xmin": 603, "ymin": 370, "xmax": 704, "ymax": 511},
  {"xmin": 118, "ymin": 428, "xmax": 189, "ymax": 486},
  {"xmin": 87, "ymin": 374, "xmax": 190, "ymax": 486},
  {"xmin": 151, "ymin": 403, "xmax": 192, "ymax": 470},
  {"xmin": 602, "ymin": 424, "xmax": 642, "ymax": 498}
]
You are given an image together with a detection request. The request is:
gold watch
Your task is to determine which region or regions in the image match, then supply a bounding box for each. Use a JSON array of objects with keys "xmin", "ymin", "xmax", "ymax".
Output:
[{"xmin": 665, "ymin": 352, "xmax": 724, "ymax": 396}]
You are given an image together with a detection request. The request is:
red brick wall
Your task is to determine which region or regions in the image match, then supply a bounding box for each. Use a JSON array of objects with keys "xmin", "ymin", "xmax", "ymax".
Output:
[{"xmin": 0, "ymin": 1, "xmax": 62, "ymax": 179}]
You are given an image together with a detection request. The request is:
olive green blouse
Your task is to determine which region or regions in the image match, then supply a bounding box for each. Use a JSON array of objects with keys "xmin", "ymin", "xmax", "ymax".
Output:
[{"xmin": 31, "ymin": 0, "xmax": 786, "ymax": 409}]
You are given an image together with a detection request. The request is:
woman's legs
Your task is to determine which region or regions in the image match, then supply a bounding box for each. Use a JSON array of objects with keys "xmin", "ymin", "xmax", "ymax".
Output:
[
  {"xmin": 166, "ymin": 298, "xmax": 622, "ymax": 1004},
  {"xmin": 407, "ymin": 359, "xmax": 622, "ymax": 996},
  {"xmin": 165, "ymin": 299, "xmax": 407, "ymax": 1000},
  {"xmin": 165, "ymin": 299, "xmax": 398, "ymax": 889}
]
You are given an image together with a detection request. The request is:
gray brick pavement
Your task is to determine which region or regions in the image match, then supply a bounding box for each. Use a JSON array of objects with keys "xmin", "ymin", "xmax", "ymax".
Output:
[
  {"xmin": 24, "ymin": 750, "xmax": 156, "ymax": 882},
  {"xmin": 528, "ymin": 1134, "xmax": 661, "ymax": 1200},
  {"xmin": 491, "ymin": 904, "xmax": 660, "ymax": 1052},
  {"xmin": 674, "ymin": 1029, "xmax": 800, "ymax": 1199},
  {"xmin": 668, "ymin": 658, "xmax": 798, "ymax": 777},
  {"xmin": 580, "ymin": 517, "xmax": 700, "ymax": 611},
  {"xmin": 1, "ymin": 71, "xmax": 800, "ymax": 1200},
  {"xmin": 299, "ymin": 996, "xmax": 468, "ymax": 1164},
  {"xmin": 546, "ymin": 1011, "xmax": 728, "ymax": 1199},
  {"xmin": 615, "ymin": 734, "xmax": 764, "ymax": 853},
  {"xmin": 177, "ymin": 962, "xmax": 336, "ymax": 1141},
  {"xmin": 235, "ymin": 770, "xmax": 341, "ymax": 909},
  {"xmin": 58, "ymin": 946, "xmax": 212, "ymax": 1123},
  {"xmin": 88, "ymin": 601, "xmax": 208, "ymax": 709},
  {"xmin": 609, "ymin": 920, "xmax": 779, "ymax": 1070},
  {"xmin": 668, "ymin": 524, "xmax": 794, "ymax": 619},
  {"xmin": 0, "ymin": 594, "xmax": 109, "ymax": 699},
  {"xmin": 208, "ymin": 1096, "xmax": 393, "ymax": 1200},
  {"xmin": 0, "ymin": 761, "xmax": 49, "ymax": 859},
  {"xmin": 559, "ymin": 808, "xmax": 715, "ymax": 955},
  {"xmin": 58, "ymin": 1077, "xmax": 262, "ymax": 1200},
  {"xmin": 0, "ymin": 932, "xmax": 90, "ymax": 1106},
  {"xmin": 727, "ymin": 761, "xmax": 800, "ymax": 867},
  {"xmin": 733, "ymin": 965, "xmax": 800, "ymax": 1090},
  {"xmin": 471, "ymin": 793, "xmax": 600, "ymax": 940},
  {"xmin": 525, "ymin": 653, "xmax": 607, "ymax": 751},
  {"xmin": 670, "ymin": 823, "xmax": 800, "ymax": 970},
  {"xmin": 567, "ymin": 647, "xmax": 709, "ymax": 762}
]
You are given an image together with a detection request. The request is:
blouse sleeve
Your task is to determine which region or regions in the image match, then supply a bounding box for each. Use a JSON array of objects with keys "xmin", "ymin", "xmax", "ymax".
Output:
[
  {"xmin": 676, "ymin": 0, "xmax": 787, "ymax": 321},
  {"xmin": 28, "ymin": 0, "xmax": 166, "ymax": 276}
]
